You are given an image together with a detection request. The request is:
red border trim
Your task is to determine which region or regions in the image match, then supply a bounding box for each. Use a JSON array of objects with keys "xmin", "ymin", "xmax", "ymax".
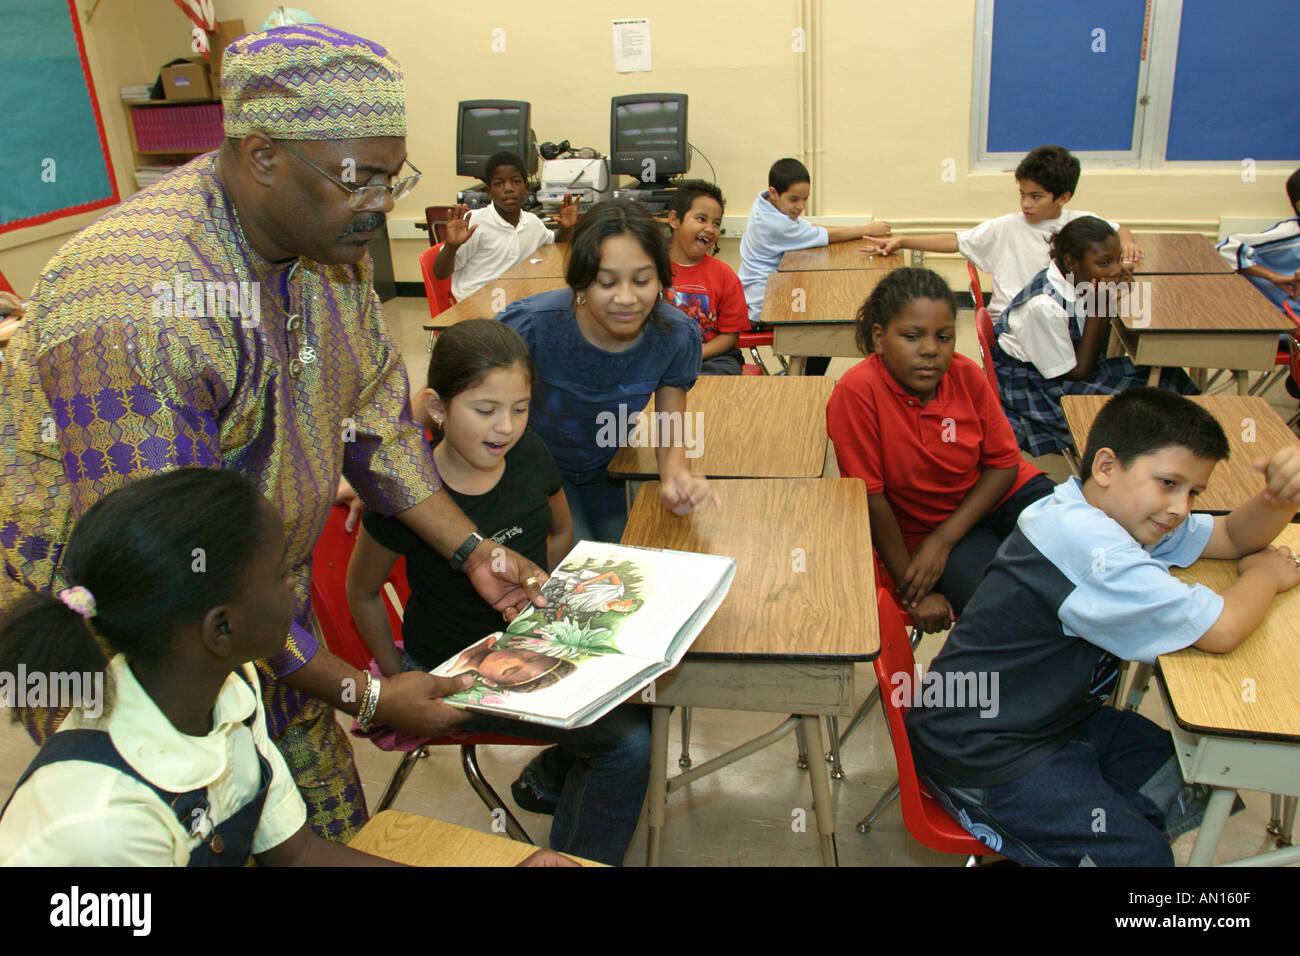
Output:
[{"xmin": 0, "ymin": 0, "xmax": 121, "ymax": 235}]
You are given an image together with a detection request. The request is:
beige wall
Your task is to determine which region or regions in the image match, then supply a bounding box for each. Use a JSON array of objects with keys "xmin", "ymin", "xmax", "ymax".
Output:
[{"xmin": 2, "ymin": 0, "xmax": 1292, "ymax": 291}]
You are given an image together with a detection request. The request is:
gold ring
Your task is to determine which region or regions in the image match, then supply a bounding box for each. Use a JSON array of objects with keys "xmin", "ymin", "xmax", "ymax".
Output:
[{"xmin": 524, "ymin": 576, "xmax": 539, "ymax": 588}]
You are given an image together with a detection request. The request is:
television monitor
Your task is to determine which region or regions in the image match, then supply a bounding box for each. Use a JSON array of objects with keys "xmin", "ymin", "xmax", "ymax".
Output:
[
  {"xmin": 609, "ymin": 93, "xmax": 689, "ymax": 185},
  {"xmin": 456, "ymin": 100, "xmax": 537, "ymax": 179}
]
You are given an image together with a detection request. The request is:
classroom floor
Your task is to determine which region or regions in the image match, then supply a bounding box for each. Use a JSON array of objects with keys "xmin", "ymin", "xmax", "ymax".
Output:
[{"xmin": 1, "ymin": 295, "xmax": 1295, "ymax": 866}]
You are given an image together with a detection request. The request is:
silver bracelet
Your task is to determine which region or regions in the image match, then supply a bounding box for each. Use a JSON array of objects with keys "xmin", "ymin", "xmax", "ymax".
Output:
[{"xmin": 357, "ymin": 671, "xmax": 382, "ymax": 731}]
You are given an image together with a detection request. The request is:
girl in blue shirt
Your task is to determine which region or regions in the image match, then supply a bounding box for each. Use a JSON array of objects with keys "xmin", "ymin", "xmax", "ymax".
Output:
[{"xmin": 497, "ymin": 200, "xmax": 717, "ymax": 543}]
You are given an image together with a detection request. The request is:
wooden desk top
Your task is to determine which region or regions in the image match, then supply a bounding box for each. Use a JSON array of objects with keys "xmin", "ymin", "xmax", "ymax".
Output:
[
  {"xmin": 1062, "ymin": 395, "xmax": 1299, "ymax": 513},
  {"xmin": 427, "ymin": 277, "xmax": 567, "ymax": 328},
  {"xmin": 621, "ymin": 478, "xmax": 879, "ymax": 660},
  {"xmin": 607, "ymin": 376, "xmax": 834, "ymax": 479},
  {"xmin": 349, "ymin": 809, "xmax": 601, "ymax": 866},
  {"xmin": 779, "ymin": 240, "xmax": 904, "ymax": 272},
  {"xmin": 762, "ymin": 270, "xmax": 891, "ymax": 325},
  {"xmin": 499, "ymin": 242, "xmax": 569, "ymax": 279},
  {"xmin": 1116, "ymin": 274, "xmax": 1293, "ymax": 333},
  {"xmin": 1164, "ymin": 525, "xmax": 1300, "ymax": 742},
  {"xmin": 1130, "ymin": 233, "xmax": 1234, "ymax": 275}
]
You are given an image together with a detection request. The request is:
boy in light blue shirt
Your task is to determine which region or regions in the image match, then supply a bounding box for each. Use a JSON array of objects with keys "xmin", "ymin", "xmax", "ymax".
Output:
[
  {"xmin": 738, "ymin": 157, "xmax": 889, "ymax": 326},
  {"xmin": 907, "ymin": 388, "xmax": 1300, "ymax": 866},
  {"xmin": 1216, "ymin": 167, "xmax": 1300, "ymax": 313}
]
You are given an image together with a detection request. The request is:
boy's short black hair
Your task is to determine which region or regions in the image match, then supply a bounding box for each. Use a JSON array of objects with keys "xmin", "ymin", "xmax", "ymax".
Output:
[
  {"xmin": 485, "ymin": 151, "xmax": 527, "ymax": 183},
  {"xmin": 768, "ymin": 158, "xmax": 811, "ymax": 195},
  {"xmin": 667, "ymin": 180, "xmax": 725, "ymax": 219},
  {"xmin": 1080, "ymin": 388, "xmax": 1229, "ymax": 478},
  {"xmin": 1287, "ymin": 168, "xmax": 1300, "ymax": 210},
  {"xmin": 1015, "ymin": 145, "xmax": 1081, "ymax": 199}
]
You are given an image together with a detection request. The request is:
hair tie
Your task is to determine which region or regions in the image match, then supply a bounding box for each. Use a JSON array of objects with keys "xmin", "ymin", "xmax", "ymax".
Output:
[{"xmin": 58, "ymin": 586, "xmax": 97, "ymax": 620}]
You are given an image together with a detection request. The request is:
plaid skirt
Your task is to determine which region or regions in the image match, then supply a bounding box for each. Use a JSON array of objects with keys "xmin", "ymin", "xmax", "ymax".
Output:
[{"xmin": 993, "ymin": 344, "xmax": 1198, "ymax": 457}]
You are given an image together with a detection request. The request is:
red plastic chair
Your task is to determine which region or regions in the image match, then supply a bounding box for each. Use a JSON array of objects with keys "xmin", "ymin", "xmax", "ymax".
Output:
[
  {"xmin": 967, "ymin": 261, "xmax": 984, "ymax": 307},
  {"xmin": 310, "ymin": 504, "xmax": 543, "ymax": 841},
  {"xmin": 870, "ymin": 587, "xmax": 988, "ymax": 861},
  {"xmin": 418, "ymin": 243, "xmax": 456, "ymax": 351},
  {"xmin": 1253, "ymin": 302, "xmax": 1300, "ymax": 411},
  {"xmin": 974, "ymin": 307, "xmax": 1000, "ymax": 393},
  {"xmin": 737, "ymin": 328, "xmax": 788, "ymax": 375}
]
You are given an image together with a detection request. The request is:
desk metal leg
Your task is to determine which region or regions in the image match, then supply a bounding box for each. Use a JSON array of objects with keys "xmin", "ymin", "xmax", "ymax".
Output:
[
  {"xmin": 679, "ymin": 706, "xmax": 693, "ymax": 769},
  {"xmin": 824, "ymin": 714, "xmax": 845, "ymax": 780},
  {"xmin": 1124, "ymin": 662, "xmax": 1152, "ymax": 710},
  {"xmin": 1235, "ymin": 370, "xmax": 1250, "ymax": 395},
  {"xmin": 1147, "ymin": 365, "xmax": 1162, "ymax": 387},
  {"xmin": 798, "ymin": 715, "xmax": 839, "ymax": 867},
  {"xmin": 1187, "ymin": 787, "xmax": 1237, "ymax": 866},
  {"xmin": 646, "ymin": 706, "xmax": 670, "ymax": 867},
  {"xmin": 787, "ymin": 355, "xmax": 807, "ymax": 376}
]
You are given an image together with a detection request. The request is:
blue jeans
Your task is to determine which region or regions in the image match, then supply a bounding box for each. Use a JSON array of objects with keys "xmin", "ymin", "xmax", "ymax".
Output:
[
  {"xmin": 401, "ymin": 650, "xmax": 649, "ymax": 866},
  {"xmin": 561, "ymin": 468, "xmax": 629, "ymax": 544},
  {"xmin": 921, "ymin": 707, "xmax": 1211, "ymax": 866}
]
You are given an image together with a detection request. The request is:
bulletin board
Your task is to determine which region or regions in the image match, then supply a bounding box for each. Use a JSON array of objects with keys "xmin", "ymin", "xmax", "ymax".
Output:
[{"xmin": 0, "ymin": 0, "xmax": 119, "ymax": 234}]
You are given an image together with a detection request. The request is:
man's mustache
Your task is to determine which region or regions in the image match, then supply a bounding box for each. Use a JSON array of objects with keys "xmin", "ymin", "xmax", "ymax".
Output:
[{"xmin": 340, "ymin": 213, "xmax": 386, "ymax": 238}]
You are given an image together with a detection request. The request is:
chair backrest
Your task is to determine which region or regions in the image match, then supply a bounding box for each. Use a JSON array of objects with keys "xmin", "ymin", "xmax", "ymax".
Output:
[
  {"xmin": 424, "ymin": 205, "xmax": 457, "ymax": 245},
  {"xmin": 966, "ymin": 261, "xmax": 984, "ymax": 307},
  {"xmin": 310, "ymin": 504, "xmax": 408, "ymax": 670},
  {"xmin": 418, "ymin": 244, "xmax": 456, "ymax": 320},
  {"xmin": 974, "ymin": 306, "xmax": 999, "ymax": 393},
  {"xmin": 872, "ymin": 589, "xmax": 932, "ymax": 827}
]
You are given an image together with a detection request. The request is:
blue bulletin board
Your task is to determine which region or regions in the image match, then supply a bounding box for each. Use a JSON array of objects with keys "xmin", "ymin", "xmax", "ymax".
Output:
[{"xmin": 0, "ymin": 0, "xmax": 119, "ymax": 233}]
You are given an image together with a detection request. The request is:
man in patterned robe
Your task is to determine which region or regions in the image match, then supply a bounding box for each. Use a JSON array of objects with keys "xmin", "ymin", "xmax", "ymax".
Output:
[{"xmin": 0, "ymin": 24, "xmax": 546, "ymax": 840}]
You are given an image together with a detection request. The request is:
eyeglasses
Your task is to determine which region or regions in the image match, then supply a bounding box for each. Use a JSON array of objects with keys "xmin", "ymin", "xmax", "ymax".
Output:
[{"xmin": 276, "ymin": 140, "xmax": 422, "ymax": 211}]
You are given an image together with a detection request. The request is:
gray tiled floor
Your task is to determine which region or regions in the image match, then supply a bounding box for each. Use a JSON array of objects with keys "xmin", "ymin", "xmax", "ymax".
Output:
[{"xmin": 0, "ymin": 295, "xmax": 1294, "ymax": 866}]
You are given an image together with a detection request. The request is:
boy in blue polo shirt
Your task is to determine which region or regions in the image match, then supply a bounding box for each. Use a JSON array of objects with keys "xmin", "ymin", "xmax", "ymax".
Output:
[{"xmin": 906, "ymin": 388, "xmax": 1300, "ymax": 866}]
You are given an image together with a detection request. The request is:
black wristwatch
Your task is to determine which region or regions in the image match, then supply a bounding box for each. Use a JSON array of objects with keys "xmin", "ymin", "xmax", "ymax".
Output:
[{"xmin": 449, "ymin": 531, "xmax": 485, "ymax": 571}]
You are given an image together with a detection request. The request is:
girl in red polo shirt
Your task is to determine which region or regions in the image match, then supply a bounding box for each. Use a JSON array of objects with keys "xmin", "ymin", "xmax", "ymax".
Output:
[{"xmin": 826, "ymin": 268, "xmax": 1054, "ymax": 633}]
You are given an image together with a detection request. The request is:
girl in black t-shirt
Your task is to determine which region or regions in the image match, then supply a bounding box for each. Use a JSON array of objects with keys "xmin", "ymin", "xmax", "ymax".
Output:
[{"xmin": 346, "ymin": 319, "xmax": 650, "ymax": 867}]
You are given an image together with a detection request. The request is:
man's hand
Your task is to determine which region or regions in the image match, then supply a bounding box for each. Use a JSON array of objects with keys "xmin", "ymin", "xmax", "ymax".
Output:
[
  {"xmin": 557, "ymin": 193, "xmax": 579, "ymax": 230},
  {"xmin": 335, "ymin": 479, "xmax": 364, "ymax": 534},
  {"xmin": 0, "ymin": 292, "xmax": 24, "ymax": 320},
  {"xmin": 911, "ymin": 592, "xmax": 955, "ymax": 634},
  {"xmin": 372, "ymin": 671, "xmax": 474, "ymax": 736},
  {"xmin": 464, "ymin": 543, "xmax": 548, "ymax": 621},
  {"xmin": 517, "ymin": 848, "xmax": 580, "ymax": 867},
  {"xmin": 863, "ymin": 220, "xmax": 892, "ymax": 238},
  {"xmin": 444, "ymin": 203, "xmax": 478, "ymax": 248}
]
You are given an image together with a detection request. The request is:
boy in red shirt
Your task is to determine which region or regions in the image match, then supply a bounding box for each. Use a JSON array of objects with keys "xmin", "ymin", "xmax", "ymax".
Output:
[
  {"xmin": 826, "ymin": 268, "xmax": 1053, "ymax": 632},
  {"xmin": 665, "ymin": 181, "xmax": 750, "ymax": 375}
]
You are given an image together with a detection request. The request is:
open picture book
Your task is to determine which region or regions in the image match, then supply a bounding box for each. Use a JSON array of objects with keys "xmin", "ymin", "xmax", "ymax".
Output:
[{"xmin": 429, "ymin": 540, "xmax": 737, "ymax": 729}]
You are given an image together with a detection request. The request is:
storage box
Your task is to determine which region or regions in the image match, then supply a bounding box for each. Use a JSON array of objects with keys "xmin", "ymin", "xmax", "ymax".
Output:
[
  {"xmin": 207, "ymin": 20, "xmax": 246, "ymax": 83},
  {"xmin": 161, "ymin": 61, "xmax": 211, "ymax": 101}
]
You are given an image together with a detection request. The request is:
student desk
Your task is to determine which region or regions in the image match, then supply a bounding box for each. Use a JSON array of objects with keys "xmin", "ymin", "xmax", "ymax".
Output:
[
  {"xmin": 1111, "ymin": 274, "xmax": 1293, "ymax": 394},
  {"xmin": 1130, "ymin": 233, "xmax": 1234, "ymax": 275},
  {"xmin": 762, "ymin": 271, "xmax": 888, "ymax": 374},
  {"xmin": 606, "ymin": 376, "xmax": 835, "ymax": 487},
  {"xmin": 499, "ymin": 242, "xmax": 569, "ymax": 279},
  {"xmin": 1061, "ymin": 395, "xmax": 1299, "ymax": 512},
  {"xmin": 349, "ymin": 809, "xmax": 601, "ymax": 866},
  {"xmin": 424, "ymin": 277, "xmax": 566, "ymax": 330},
  {"xmin": 621, "ymin": 478, "xmax": 879, "ymax": 867},
  {"xmin": 779, "ymin": 240, "xmax": 904, "ymax": 272},
  {"xmin": 1163, "ymin": 524, "xmax": 1300, "ymax": 866}
]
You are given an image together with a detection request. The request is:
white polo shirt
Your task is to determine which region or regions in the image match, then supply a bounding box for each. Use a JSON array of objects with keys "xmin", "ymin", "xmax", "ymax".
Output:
[
  {"xmin": 957, "ymin": 209, "xmax": 1117, "ymax": 317},
  {"xmin": 451, "ymin": 204, "xmax": 556, "ymax": 302},
  {"xmin": 0, "ymin": 657, "xmax": 307, "ymax": 866},
  {"xmin": 997, "ymin": 261, "xmax": 1081, "ymax": 378}
]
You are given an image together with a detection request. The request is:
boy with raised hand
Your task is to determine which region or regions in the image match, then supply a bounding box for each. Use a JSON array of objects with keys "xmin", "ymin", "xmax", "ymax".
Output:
[
  {"xmin": 434, "ymin": 151, "xmax": 578, "ymax": 302},
  {"xmin": 1216, "ymin": 167, "xmax": 1300, "ymax": 313},
  {"xmin": 665, "ymin": 180, "xmax": 749, "ymax": 375},
  {"xmin": 865, "ymin": 145, "xmax": 1142, "ymax": 317},
  {"xmin": 906, "ymin": 387, "xmax": 1300, "ymax": 866},
  {"xmin": 739, "ymin": 158, "xmax": 889, "ymax": 375}
]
